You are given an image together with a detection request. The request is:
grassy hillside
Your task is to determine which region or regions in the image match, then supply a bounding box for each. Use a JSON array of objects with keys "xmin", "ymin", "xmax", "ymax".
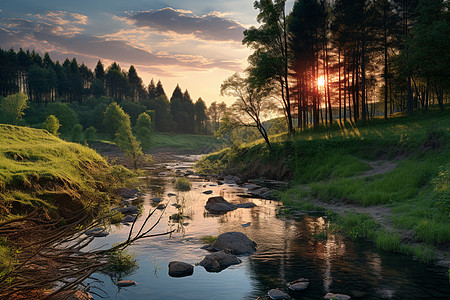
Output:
[
  {"xmin": 197, "ymin": 109, "xmax": 450, "ymax": 262},
  {"xmin": 0, "ymin": 124, "xmax": 115, "ymax": 219}
]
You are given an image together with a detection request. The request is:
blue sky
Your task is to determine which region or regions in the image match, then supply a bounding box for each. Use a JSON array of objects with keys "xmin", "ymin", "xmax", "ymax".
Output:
[{"xmin": 0, "ymin": 0, "xmax": 294, "ymax": 104}]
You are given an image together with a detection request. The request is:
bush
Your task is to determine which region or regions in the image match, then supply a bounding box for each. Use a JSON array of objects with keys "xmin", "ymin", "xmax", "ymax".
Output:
[
  {"xmin": 43, "ymin": 115, "xmax": 60, "ymax": 135},
  {"xmin": 175, "ymin": 177, "xmax": 191, "ymax": 191},
  {"xmin": 84, "ymin": 126, "xmax": 98, "ymax": 141},
  {"xmin": 71, "ymin": 124, "xmax": 83, "ymax": 142}
]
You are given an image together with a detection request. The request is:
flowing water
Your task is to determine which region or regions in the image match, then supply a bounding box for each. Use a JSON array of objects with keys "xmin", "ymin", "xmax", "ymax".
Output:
[{"xmin": 84, "ymin": 155, "xmax": 449, "ymax": 299}]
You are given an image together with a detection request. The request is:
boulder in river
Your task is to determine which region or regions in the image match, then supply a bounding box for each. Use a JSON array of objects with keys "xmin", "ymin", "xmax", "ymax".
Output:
[
  {"xmin": 156, "ymin": 203, "xmax": 166, "ymax": 210},
  {"xmin": 116, "ymin": 205, "xmax": 139, "ymax": 215},
  {"xmin": 236, "ymin": 202, "xmax": 257, "ymax": 208},
  {"xmin": 268, "ymin": 289, "xmax": 290, "ymax": 300},
  {"xmin": 287, "ymin": 278, "xmax": 309, "ymax": 291},
  {"xmin": 84, "ymin": 227, "xmax": 108, "ymax": 237},
  {"xmin": 151, "ymin": 197, "xmax": 163, "ymax": 203},
  {"xmin": 116, "ymin": 280, "xmax": 137, "ymax": 287},
  {"xmin": 202, "ymin": 190, "xmax": 213, "ymax": 195},
  {"xmin": 323, "ymin": 293, "xmax": 351, "ymax": 300},
  {"xmin": 212, "ymin": 232, "xmax": 257, "ymax": 255},
  {"xmin": 205, "ymin": 196, "xmax": 237, "ymax": 214},
  {"xmin": 198, "ymin": 250, "xmax": 241, "ymax": 272},
  {"xmin": 115, "ymin": 188, "xmax": 140, "ymax": 198},
  {"xmin": 121, "ymin": 215, "xmax": 136, "ymax": 223},
  {"xmin": 250, "ymin": 187, "xmax": 272, "ymax": 199},
  {"xmin": 168, "ymin": 261, "xmax": 194, "ymax": 277}
]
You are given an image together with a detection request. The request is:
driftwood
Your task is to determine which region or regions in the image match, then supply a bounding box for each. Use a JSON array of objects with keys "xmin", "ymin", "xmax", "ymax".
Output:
[{"xmin": 0, "ymin": 203, "xmax": 173, "ymax": 300}]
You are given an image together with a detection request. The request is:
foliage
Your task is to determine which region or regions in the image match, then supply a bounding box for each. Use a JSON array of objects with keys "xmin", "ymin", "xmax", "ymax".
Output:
[
  {"xmin": 200, "ymin": 235, "xmax": 217, "ymax": 245},
  {"xmin": 110, "ymin": 211, "xmax": 124, "ymax": 224},
  {"xmin": 175, "ymin": 177, "xmax": 192, "ymax": 191},
  {"xmin": 84, "ymin": 126, "xmax": 98, "ymax": 141},
  {"xmin": 0, "ymin": 93, "xmax": 28, "ymax": 123},
  {"xmin": 71, "ymin": 124, "xmax": 83, "ymax": 142},
  {"xmin": 103, "ymin": 102, "xmax": 131, "ymax": 139},
  {"xmin": 43, "ymin": 115, "xmax": 60, "ymax": 135},
  {"xmin": 115, "ymin": 122, "xmax": 145, "ymax": 169},
  {"xmin": 135, "ymin": 112, "xmax": 153, "ymax": 150},
  {"xmin": 102, "ymin": 248, "xmax": 138, "ymax": 278}
]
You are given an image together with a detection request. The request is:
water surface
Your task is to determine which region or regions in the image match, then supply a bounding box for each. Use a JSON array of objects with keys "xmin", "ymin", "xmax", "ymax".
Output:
[{"xmin": 84, "ymin": 155, "xmax": 449, "ymax": 299}]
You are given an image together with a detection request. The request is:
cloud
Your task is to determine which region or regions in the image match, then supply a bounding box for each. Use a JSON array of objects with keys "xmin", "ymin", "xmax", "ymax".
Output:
[
  {"xmin": 129, "ymin": 7, "xmax": 246, "ymax": 42},
  {"xmin": 0, "ymin": 17, "xmax": 240, "ymax": 71}
]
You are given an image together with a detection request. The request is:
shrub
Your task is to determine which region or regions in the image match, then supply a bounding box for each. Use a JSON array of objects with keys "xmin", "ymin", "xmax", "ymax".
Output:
[{"xmin": 175, "ymin": 177, "xmax": 191, "ymax": 191}]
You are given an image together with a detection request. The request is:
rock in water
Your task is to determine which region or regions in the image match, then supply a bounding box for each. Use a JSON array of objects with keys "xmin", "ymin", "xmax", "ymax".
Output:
[
  {"xmin": 287, "ymin": 278, "xmax": 309, "ymax": 291},
  {"xmin": 198, "ymin": 251, "xmax": 241, "ymax": 272},
  {"xmin": 84, "ymin": 227, "xmax": 108, "ymax": 237},
  {"xmin": 268, "ymin": 289, "xmax": 290, "ymax": 300},
  {"xmin": 116, "ymin": 205, "xmax": 139, "ymax": 215},
  {"xmin": 241, "ymin": 222, "xmax": 251, "ymax": 227},
  {"xmin": 203, "ymin": 190, "xmax": 213, "ymax": 194},
  {"xmin": 168, "ymin": 261, "xmax": 194, "ymax": 277},
  {"xmin": 323, "ymin": 293, "xmax": 351, "ymax": 300},
  {"xmin": 236, "ymin": 202, "xmax": 257, "ymax": 208},
  {"xmin": 151, "ymin": 197, "xmax": 163, "ymax": 203},
  {"xmin": 122, "ymin": 215, "xmax": 136, "ymax": 223},
  {"xmin": 205, "ymin": 196, "xmax": 237, "ymax": 214},
  {"xmin": 212, "ymin": 232, "xmax": 257, "ymax": 255},
  {"xmin": 116, "ymin": 280, "xmax": 137, "ymax": 287}
]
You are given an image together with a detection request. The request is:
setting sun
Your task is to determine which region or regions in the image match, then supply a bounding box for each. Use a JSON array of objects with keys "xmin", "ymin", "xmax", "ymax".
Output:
[{"xmin": 318, "ymin": 76, "xmax": 325, "ymax": 87}]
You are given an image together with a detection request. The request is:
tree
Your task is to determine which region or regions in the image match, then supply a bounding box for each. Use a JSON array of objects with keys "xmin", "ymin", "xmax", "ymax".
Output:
[
  {"xmin": 244, "ymin": 0, "xmax": 294, "ymax": 134},
  {"xmin": 44, "ymin": 115, "xmax": 60, "ymax": 135},
  {"xmin": 220, "ymin": 73, "xmax": 274, "ymax": 149},
  {"xmin": 405, "ymin": 0, "xmax": 449, "ymax": 110},
  {"xmin": 1, "ymin": 93, "xmax": 28, "ymax": 123},
  {"xmin": 46, "ymin": 102, "xmax": 79, "ymax": 136},
  {"xmin": 84, "ymin": 126, "xmax": 98, "ymax": 141},
  {"xmin": 135, "ymin": 112, "xmax": 153, "ymax": 150},
  {"xmin": 116, "ymin": 122, "xmax": 145, "ymax": 169},
  {"xmin": 194, "ymin": 98, "xmax": 208, "ymax": 134},
  {"xmin": 103, "ymin": 102, "xmax": 131, "ymax": 139},
  {"xmin": 71, "ymin": 124, "xmax": 83, "ymax": 142}
]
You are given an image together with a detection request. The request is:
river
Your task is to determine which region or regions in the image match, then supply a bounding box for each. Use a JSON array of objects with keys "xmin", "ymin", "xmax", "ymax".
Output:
[{"xmin": 82, "ymin": 155, "xmax": 449, "ymax": 299}]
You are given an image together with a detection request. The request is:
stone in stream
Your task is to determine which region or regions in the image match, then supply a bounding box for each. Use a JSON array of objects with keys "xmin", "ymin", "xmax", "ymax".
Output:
[
  {"xmin": 115, "ymin": 188, "xmax": 140, "ymax": 198},
  {"xmin": 84, "ymin": 227, "xmax": 108, "ymax": 237},
  {"xmin": 151, "ymin": 197, "xmax": 163, "ymax": 203},
  {"xmin": 323, "ymin": 293, "xmax": 351, "ymax": 300},
  {"xmin": 202, "ymin": 190, "xmax": 213, "ymax": 195},
  {"xmin": 116, "ymin": 205, "xmax": 139, "ymax": 215},
  {"xmin": 167, "ymin": 193, "xmax": 177, "ymax": 197},
  {"xmin": 236, "ymin": 202, "xmax": 257, "ymax": 208},
  {"xmin": 205, "ymin": 196, "xmax": 237, "ymax": 214},
  {"xmin": 268, "ymin": 289, "xmax": 290, "ymax": 300},
  {"xmin": 156, "ymin": 203, "xmax": 166, "ymax": 210},
  {"xmin": 212, "ymin": 232, "xmax": 257, "ymax": 255},
  {"xmin": 121, "ymin": 215, "xmax": 136, "ymax": 223},
  {"xmin": 48, "ymin": 290, "xmax": 93, "ymax": 300},
  {"xmin": 241, "ymin": 222, "xmax": 251, "ymax": 227},
  {"xmin": 198, "ymin": 250, "xmax": 241, "ymax": 272},
  {"xmin": 250, "ymin": 187, "xmax": 272, "ymax": 198},
  {"xmin": 168, "ymin": 261, "xmax": 194, "ymax": 277},
  {"xmin": 287, "ymin": 278, "xmax": 309, "ymax": 291},
  {"xmin": 115, "ymin": 280, "xmax": 137, "ymax": 287}
]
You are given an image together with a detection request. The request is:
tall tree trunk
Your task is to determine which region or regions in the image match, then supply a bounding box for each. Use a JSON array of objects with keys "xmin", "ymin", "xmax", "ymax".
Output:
[
  {"xmin": 338, "ymin": 48, "xmax": 342, "ymax": 124},
  {"xmin": 361, "ymin": 28, "xmax": 366, "ymax": 122}
]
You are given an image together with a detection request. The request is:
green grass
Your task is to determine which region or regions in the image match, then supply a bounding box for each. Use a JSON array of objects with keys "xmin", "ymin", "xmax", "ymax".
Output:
[
  {"xmin": 0, "ymin": 124, "xmax": 114, "ymax": 218},
  {"xmin": 199, "ymin": 108, "xmax": 450, "ymax": 259},
  {"xmin": 150, "ymin": 132, "xmax": 221, "ymax": 152},
  {"xmin": 200, "ymin": 235, "xmax": 217, "ymax": 245}
]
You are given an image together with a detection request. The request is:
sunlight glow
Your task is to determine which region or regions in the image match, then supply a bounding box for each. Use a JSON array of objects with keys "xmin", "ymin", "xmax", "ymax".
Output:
[{"xmin": 318, "ymin": 76, "xmax": 325, "ymax": 87}]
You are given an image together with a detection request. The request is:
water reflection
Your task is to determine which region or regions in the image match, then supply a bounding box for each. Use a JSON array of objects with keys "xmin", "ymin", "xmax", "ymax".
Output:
[{"xmin": 83, "ymin": 156, "xmax": 449, "ymax": 299}]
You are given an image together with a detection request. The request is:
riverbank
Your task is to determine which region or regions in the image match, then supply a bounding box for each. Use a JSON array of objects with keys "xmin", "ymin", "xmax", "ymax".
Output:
[
  {"xmin": 0, "ymin": 124, "xmax": 126, "ymax": 298},
  {"xmin": 196, "ymin": 109, "xmax": 450, "ymax": 267}
]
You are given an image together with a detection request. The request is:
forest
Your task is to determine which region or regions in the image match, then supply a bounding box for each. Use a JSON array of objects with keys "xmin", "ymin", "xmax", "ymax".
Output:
[
  {"xmin": 220, "ymin": 0, "xmax": 449, "ymax": 148},
  {"xmin": 0, "ymin": 49, "xmax": 230, "ymax": 143}
]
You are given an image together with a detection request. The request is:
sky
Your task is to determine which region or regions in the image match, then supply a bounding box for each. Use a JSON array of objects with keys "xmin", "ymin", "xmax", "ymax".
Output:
[{"xmin": 0, "ymin": 0, "xmax": 294, "ymax": 105}]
